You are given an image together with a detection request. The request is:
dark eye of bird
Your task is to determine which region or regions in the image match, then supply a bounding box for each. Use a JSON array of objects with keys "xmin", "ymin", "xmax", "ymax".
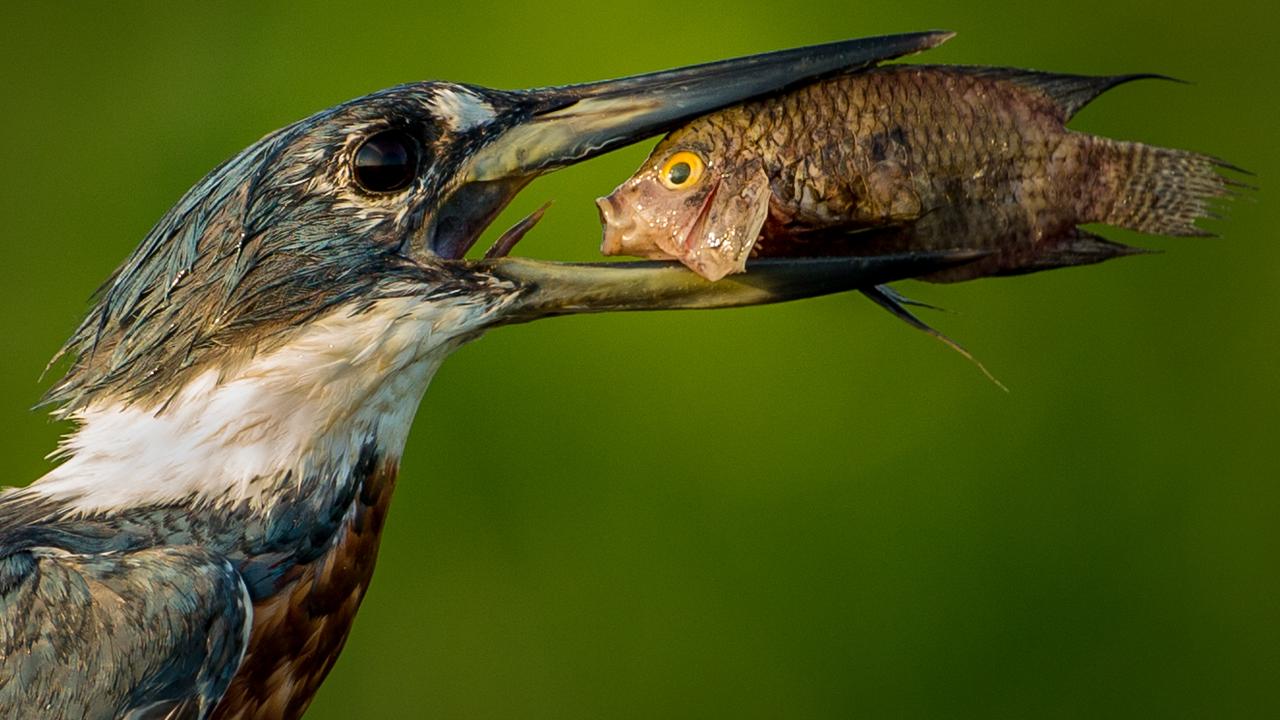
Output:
[
  {"xmin": 667, "ymin": 162, "xmax": 692, "ymax": 185},
  {"xmin": 353, "ymin": 130, "xmax": 420, "ymax": 193}
]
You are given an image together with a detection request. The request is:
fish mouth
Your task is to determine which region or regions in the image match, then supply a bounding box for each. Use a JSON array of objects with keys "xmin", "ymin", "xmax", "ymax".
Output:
[
  {"xmin": 594, "ymin": 193, "xmax": 634, "ymax": 256},
  {"xmin": 594, "ymin": 193, "xmax": 670, "ymax": 260}
]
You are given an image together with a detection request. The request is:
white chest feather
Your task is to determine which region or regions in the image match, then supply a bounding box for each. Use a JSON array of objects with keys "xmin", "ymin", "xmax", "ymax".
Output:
[{"xmin": 30, "ymin": 294, "xmax": 492, "ymax": 514}]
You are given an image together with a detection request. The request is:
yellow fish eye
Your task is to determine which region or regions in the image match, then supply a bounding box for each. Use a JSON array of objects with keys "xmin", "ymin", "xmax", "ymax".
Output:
[{"xmin": 659, "ymin": 151, "xmax": 705, "ymax": 190}]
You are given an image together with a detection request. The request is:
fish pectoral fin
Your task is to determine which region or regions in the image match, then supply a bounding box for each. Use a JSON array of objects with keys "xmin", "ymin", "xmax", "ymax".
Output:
[
  {"xmin": 871, "ymin": 283, "xmax": 951, "ymax": 313},
  {"xmin": 860, "ymin": 285, "xmax": 1007, "ymax": 391}
]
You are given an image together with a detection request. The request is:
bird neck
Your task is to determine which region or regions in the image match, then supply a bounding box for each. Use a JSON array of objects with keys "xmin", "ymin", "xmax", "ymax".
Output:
[{"xmin": 27, "ymin": 295, "xmax": 487, "ymax": 519}]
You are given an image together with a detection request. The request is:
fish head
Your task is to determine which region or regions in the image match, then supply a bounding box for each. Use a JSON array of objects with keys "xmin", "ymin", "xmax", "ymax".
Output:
[{"xmin": 597, "ymin": 133, "xmax": 772, "ymax": 281}]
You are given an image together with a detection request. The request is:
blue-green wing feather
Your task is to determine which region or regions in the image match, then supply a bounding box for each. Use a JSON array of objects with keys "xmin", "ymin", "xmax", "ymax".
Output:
[{"xmin": 0, "ymin": 543, "xmax": 249, "ymax": 719}]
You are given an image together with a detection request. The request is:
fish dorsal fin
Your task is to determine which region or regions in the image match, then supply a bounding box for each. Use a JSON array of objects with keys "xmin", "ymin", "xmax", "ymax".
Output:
[{"xmin": 936, "ymin": 66, "xmax": 1176, "ymax": 121}]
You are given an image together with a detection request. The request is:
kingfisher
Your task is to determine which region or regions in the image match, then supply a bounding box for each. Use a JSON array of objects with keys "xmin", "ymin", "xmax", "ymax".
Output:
[{"xmin": 0, "ymin": 33, "xmax": 970, "ymax": 720}]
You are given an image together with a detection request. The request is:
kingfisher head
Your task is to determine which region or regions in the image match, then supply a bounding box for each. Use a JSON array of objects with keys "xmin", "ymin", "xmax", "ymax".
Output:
[{"xmin": 29, "ymin": 33, "xmax": 965, "ymax": 514}]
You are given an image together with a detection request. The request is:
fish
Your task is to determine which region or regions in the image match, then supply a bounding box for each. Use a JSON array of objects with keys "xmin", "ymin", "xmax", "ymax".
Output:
[{"xmin": 596, "ymin": 64, "xmax": 1240, "ymax": 286}]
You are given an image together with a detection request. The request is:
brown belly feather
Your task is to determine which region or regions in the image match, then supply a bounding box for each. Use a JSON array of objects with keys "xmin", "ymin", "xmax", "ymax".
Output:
[{"xmin": 210, "ymin": 461, "xmax": 399, "ymax": 720}]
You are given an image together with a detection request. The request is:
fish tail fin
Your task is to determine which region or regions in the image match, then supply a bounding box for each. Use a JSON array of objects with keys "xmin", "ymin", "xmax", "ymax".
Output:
[{"xmin": 1084, "ymin": 137, "xmax": 1241, "ymax": 236}]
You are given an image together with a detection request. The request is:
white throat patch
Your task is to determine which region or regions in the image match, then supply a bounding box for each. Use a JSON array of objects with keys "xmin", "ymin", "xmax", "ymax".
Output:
[{"xmin": 29, "ymin": 292, "xmax": 496, "ymax": 514}]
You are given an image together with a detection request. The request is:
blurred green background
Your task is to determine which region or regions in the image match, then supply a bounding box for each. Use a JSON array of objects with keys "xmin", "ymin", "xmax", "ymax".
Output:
[{"xmin": 1, "ymin": 1, "xmax": 1276, "ymax": 717}]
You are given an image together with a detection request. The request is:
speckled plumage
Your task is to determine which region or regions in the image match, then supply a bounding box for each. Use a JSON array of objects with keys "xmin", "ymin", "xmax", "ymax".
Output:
[
  {"xmin": 0, "ymin": 443, "xmax": 393, "ymax": 719},
  {"xmin": 42, "ymin": 84, "xmax": 513, "ymax": 416},
  {"xmin": 0, "ymin": 543, "xmax": 249, "ymax": 719}
]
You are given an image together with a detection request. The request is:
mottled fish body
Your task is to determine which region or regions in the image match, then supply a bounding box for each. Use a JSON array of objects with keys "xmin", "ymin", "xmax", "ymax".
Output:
[{"xmin": 597, "ymin": 64, "xmax": 1236, "ymax": 283}]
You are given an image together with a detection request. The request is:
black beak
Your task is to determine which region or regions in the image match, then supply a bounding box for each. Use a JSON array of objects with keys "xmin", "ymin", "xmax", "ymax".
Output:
[
  {"xmin": 428, "ymin": 32, "xmax": 973, "ymax": 318},
  {"xmin": 465, "ymin": 31, "xmax": 953, "ymax": 180},
  {"xmin": 483, "ymin": 252, "xmax": 987, "ymax": 324}
]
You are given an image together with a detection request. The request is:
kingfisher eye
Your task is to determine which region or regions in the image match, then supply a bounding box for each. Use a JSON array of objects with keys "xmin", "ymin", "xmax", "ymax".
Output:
[
  {"xmin": 353, "ymin": 130, "xmax": 420, "ymax": 193},
  {"xmin": 659, "ymin": 151, "xmax": 705, "ymax": 190}
]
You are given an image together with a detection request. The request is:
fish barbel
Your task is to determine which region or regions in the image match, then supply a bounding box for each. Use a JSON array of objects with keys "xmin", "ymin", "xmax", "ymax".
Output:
[{"xmin": 596, "ymin": 64, "xmax": 1239, "ymax": 284}]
